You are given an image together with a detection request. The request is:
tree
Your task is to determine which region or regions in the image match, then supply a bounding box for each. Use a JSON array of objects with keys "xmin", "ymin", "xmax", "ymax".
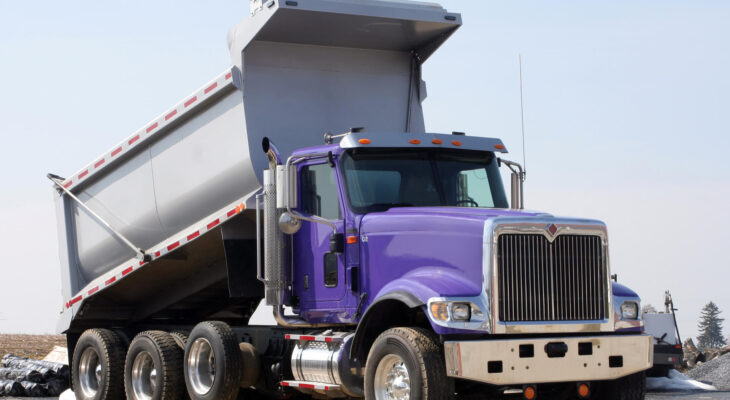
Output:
[
  {"xmin": 642, "ymin": 304, "xmax": 658, "ymax": 314},
  {"xmin": 697, "ymin": 301, "xmax": 726, "ymax": 349}
]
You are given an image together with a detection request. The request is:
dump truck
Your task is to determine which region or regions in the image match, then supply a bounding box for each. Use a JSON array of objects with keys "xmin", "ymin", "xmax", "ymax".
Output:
[{"xmin": 50, "ymin": 1, "xmax": 652, "ymax": 399}]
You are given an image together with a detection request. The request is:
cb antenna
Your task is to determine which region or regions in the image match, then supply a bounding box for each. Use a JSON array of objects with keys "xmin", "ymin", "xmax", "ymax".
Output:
[{"xmin": 518, "ymin": 54, "xmax": 527, "ymax": 181}]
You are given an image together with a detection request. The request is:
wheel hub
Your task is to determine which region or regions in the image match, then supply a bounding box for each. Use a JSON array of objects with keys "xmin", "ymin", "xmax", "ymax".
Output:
[
  {"xmin": 374, "ymin": 354, "xmax": 411, "ymax": 400},
  {"xmin": 187, "ymin": 338, "xmax": 216, "ymax": 395},
  {"xmin": 131, "ymin": 351, "xmax": 157, "ymax": 400},
  {"xmin": 79, "ymin": 347, "xmax": 102, "ymax": 398}
]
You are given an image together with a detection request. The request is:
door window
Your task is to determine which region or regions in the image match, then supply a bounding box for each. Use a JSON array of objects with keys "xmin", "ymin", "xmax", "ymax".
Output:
[{"xmin": 300, "ymin": 163, "xmax": 341, "ymax": 220}]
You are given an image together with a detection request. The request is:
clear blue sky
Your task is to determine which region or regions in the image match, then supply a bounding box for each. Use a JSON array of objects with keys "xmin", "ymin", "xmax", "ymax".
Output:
[{"xmin": 0, "ymin": 1, "xmax": 728, "ymax": 342}]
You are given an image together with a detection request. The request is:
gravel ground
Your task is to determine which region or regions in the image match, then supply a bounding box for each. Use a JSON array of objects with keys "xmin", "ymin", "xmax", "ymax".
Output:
[
  {"xmin": 686, "ymin": 352, "xmax": 730, "ymax": 391},
  {"xmin": 0, "ymin": 334, "xmax": 66, "ymax": 359}
]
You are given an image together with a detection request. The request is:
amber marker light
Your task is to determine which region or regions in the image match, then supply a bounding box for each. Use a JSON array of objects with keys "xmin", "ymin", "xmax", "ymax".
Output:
[
  {"xmin": 452, "ymin": 140, "xmax": 462, "ymax": 146},
  {"xmin": 524, "ymin": 386, "xmax": 537, "ymax": 400},
  {"xmin": 577, "ymin": 383, "xmax": 590, "ymax": 399},
  {"xmin": 409, "ymin": 139, "xmax": 421, "ymax": 145},
  {"xmin": 495, "ymin": 144, "xmax": 505, "ymax": 150},
  {"xmin": 347, "ymin": 236, "xmax": 358, "ymax": 244},
  {"xmin": 358, "ymin": 138, "xmax": 371, "ymax": 145},
  {"xmin": 432, "ymin": 139, "xmax": 443, "ymax": 145}
]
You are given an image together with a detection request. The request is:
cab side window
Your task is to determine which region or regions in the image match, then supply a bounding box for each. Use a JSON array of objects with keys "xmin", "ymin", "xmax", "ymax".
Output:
[{"xmin": 300, "ymin": 163, "xmax": 341, "ymax": 220}]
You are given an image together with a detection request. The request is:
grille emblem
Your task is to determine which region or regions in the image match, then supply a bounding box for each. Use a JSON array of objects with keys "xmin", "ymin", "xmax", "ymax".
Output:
[{"xmin": 547, "ymin": 223, "xmax": 558, "ymax": 236}]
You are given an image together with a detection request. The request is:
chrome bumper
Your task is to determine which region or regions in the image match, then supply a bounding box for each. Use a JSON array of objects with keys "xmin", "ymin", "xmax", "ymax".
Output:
[{"xmin": 444, "ymin": 335, "xmax": 652, "ymax": 385}]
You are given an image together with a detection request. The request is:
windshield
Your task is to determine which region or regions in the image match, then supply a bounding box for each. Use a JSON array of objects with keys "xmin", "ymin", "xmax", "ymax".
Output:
[{"xmin": 341, "ymin": 149, "xmax": 509, "ymax": 213}]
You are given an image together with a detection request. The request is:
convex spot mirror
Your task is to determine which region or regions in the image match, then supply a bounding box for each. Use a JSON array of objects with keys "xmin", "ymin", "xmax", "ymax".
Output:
[{"xmin": 279, "ymin": 212, "xmax": 301, "ymax": 234}]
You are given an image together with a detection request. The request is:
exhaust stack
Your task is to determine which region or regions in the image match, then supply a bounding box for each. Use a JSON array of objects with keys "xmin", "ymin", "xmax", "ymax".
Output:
[{"xmin": 262, "ymin": 138, "xmax": 286, "ymax": 306}]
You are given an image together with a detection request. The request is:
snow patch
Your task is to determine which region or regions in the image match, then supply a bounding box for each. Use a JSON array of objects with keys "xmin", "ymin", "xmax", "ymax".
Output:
[
  {"xmin": 647, "ymin": 369, "xmax": 716, "ymax": 391},
  {"xmin": 59, "ymin": 388, "xmax": 75, "ymax": 400}
]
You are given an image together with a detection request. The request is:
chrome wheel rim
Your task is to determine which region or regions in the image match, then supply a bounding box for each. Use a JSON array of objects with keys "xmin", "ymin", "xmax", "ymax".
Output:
[
  {"xmin": 131, "ymin": 351, "xmax": 157, "ymax": 400},
  {"xmin": 79, "ymin": 347, "xmax": 102, "ymax": 398},
  {"xmin": 187, "ymin": 338, "xmax": 215, "ymax": 395},
  {"xmin": 374, "ymin": 354, "xmax": 411, "ymax": 400}
]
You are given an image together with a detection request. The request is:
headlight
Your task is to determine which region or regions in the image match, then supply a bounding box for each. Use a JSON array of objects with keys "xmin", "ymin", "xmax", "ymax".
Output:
[
  {"xmin": 429, "ymin": 301, "xmax": 473, "ymax": 322},
  {"xmin": 621, "ymin": 301, "xmax": 638, "ymax": 319},
  {"xmin": 451, "ymin": 303, "xmax": 471, "ymax": 321}
]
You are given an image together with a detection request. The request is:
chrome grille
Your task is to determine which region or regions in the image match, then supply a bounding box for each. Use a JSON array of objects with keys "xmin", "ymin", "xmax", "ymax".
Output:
[{"xmin": 497, "ymin": 234, "xmax": 607, "ymax": 322}]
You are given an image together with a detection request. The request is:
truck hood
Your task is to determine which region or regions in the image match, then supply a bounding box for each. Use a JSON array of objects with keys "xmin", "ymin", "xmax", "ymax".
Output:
[{"xmin": 359, "ymin": 207, "xmax": 547, "ymax": 301}]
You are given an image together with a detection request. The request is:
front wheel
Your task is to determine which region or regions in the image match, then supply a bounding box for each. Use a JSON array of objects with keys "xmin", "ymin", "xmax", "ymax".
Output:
[
  {"xmin": 599, "ymin": 371, "xmax": 646, "ymax": 400},
  {"xmin": 364, "ymin": 327, "xmax": 453, "ymax": 400}
]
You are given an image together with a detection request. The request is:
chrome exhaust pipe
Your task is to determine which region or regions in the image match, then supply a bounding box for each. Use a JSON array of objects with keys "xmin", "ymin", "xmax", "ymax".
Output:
[{"xmin": 262, "ymin": 137, "xmax": 286, "ymax": 306}]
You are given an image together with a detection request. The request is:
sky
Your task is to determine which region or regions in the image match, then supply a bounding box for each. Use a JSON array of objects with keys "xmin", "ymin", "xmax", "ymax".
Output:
[{"xmin": 0, "ymin": 0, "xmax": 728, "ymax": 343}]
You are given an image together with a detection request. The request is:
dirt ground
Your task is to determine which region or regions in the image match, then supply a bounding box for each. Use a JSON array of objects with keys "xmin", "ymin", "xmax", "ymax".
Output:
[{"xmin": 0, "ymin": 334, "xmax": 66, "ymax": 359}]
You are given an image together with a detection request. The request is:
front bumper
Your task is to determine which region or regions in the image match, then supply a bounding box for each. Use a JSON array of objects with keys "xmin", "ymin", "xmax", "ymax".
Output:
[{"xmin": 444, "ymin": 335, "xmax": 653, "ymax": 385}]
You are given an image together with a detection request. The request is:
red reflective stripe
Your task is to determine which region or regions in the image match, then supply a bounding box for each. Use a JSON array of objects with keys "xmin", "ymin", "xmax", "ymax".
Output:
[
  {"xmin": 155, "ymin": 251, "xmax": 161, "ymax": 257},
  {"xmin": 95, "ymin": 159, "xmax": 105, "ymax": 168},
  {"xmin": 129, "ymin": 135, "xmax": 140, "ymax": 145},
  {"xmin": 205, "ymin": 82, "xmax": 218, "ymax": 94},
  {"xmin": 122, "ymin": 266, "xmax": 133, "ymax": 276},
  {"xmin": 300, "ymin": 336, "xmax": 316, "ymax": 341},
  {"xmin": 78, "ymin": 170, "xmax": 89, "ymax": 179},
  {"xmin": 225, "ymin": 72, "xmax": 233, "ymax": 80},
  {"xmin": 285, "ymin": 334, "xmax": 292, "ymax": 340},
  {"xmin": 187, "ymin": 231, "xmax": 200, "ymax": 241},
  {"xmin": 165, "ymin": 110, "xmax": 177, "ymax": 120},
  {"xmin": 299, "ymin": 383, "xmax": 315, "ymax": 389},
  {"xmin": 64, "ymin": 181, "xmax": 73, "ymax": 188},
  {"xmin": 207, "ymin": 219, "xmax": 220, "ymax": 229},
  {"xmin": 69, "ymin": 295, "xmax": 82, "ymax": 306},
  {"xmin": 167, "ymin": 241, "xmax": 180, "ymax": 251},
  {"xmin": 112, "ymin": 147, "xmax": 122, "ymax": 157},
  {"xmin": 146, "ymin": 122, "xmax": 158, "ymax": 133},
  {"xmin": 281, "ymin": 382, "xmax": 290, "ymax": 387},
  {"xmin": 88, "ymin": 286, "xmax": 99, "ymax": 295},
  {"xmin": 139, "ymin": 260, "xmax": 146, "ymax": 266},
  {"xmin": 105, "ymin": 276, "xmax": 116, "ymax": 285},
  {"xmin": 227, "ymin": 208, "xmax": 237, "ymax": 217},
  {"xmin": 324, "ymin": 337, "xmax": 333, "ymax": 342},
  {"xmin": 184, "ymin": 96, "xmax": 197, "ymax": 107}
]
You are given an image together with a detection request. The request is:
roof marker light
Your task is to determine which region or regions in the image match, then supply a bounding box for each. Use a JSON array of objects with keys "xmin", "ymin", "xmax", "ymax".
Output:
[
  {"xmin": 495, "ymin": 144, "xmax": 505, "ymax": 150},
  {"xmin": 359, "ymin": 139, "xmax": 371, "ymax": 145},
  {"xmin": 432, "ymin": 139, "xmax": 443, "ymax": 145},
  {"xmin": 409, "ymin": 139, "xmax": 421, "ymax": 145},
  {"xmin": 452, "ymin": 140, "xmax": 462, "ymax": 146}
]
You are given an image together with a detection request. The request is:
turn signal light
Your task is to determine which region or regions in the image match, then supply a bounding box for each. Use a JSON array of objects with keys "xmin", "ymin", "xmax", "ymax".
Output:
[{"xmin": 430, "ymin": 303, "xmax": 449, "ymax": 322}]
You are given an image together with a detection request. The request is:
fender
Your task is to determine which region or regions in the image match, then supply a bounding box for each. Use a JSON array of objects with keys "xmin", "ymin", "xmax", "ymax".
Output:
[{"xmin": 349, "ymin": 291, "xmax": 425, "ymax": 359}]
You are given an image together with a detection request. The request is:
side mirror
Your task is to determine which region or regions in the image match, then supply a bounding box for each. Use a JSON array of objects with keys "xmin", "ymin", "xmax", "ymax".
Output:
[
  {"xmin": 276, "ymin": 164, "xmax": 298, "ymax": 210},
  {"xmin": 279, "ymin": 212, "xmax": 302, "ymax": 234},
  {"xmin": 498, "ymin": 158, "xmax": 525, "ymax": 210},
  {"xmin": 329, "ymin": 233, "xmax": 344, "ymax": 253}
]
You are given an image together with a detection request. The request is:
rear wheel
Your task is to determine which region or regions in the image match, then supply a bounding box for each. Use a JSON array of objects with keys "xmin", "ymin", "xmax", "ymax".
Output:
[
  {"xmin": 72, "ymin": 329, "xmax": 126, "ymax": 400},
  {"xmin": 124, "ymin": 331, "xmax": 184, "ymax": 400},
  {"xmin": 184, "ymin": 321, "xmax": 241, "ymax": 400},
  {"xmin": 365, "ymin": 327, "xmax": 452, "ymax": 400}
]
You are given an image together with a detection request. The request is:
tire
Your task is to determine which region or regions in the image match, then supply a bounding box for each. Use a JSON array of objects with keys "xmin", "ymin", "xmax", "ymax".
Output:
[
  {"xmin": 183, "ymin": 321, "xmax": 241, "ymax": 400},
  {"xmin": 364, "ymin": 327, "xmax": 453, "ymax": 400},
  {"xmin": 72, "ymin": 328, "xmax": 126, "ymax": 400},
  {"xmin": 124, "ymin": 331, "xmax": 184, "ymax": 400},
  {"xmin": 170, "ymin": 331, "xmax": 189, "ymax": 351},
  {"xmin": 599, "ymin": 371, "xmax": 646, "ymax": 400}
]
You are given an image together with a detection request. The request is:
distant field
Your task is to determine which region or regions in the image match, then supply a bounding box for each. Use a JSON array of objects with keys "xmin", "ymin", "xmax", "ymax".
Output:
[{"xmin": 0, "ymin": 334, "xmax": 66, "ymax": 359}]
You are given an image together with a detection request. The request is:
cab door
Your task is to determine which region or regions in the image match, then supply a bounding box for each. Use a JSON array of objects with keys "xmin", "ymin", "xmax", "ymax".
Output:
[{"xmin": 293, "ymin": 162, "xmax": 346, "ymax": 307}]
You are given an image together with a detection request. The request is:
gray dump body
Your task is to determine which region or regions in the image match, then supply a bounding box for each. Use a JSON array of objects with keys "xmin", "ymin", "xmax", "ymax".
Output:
[{"xmin": 53, "ymin": 0, "xmax": 460, "ymax": 333}]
